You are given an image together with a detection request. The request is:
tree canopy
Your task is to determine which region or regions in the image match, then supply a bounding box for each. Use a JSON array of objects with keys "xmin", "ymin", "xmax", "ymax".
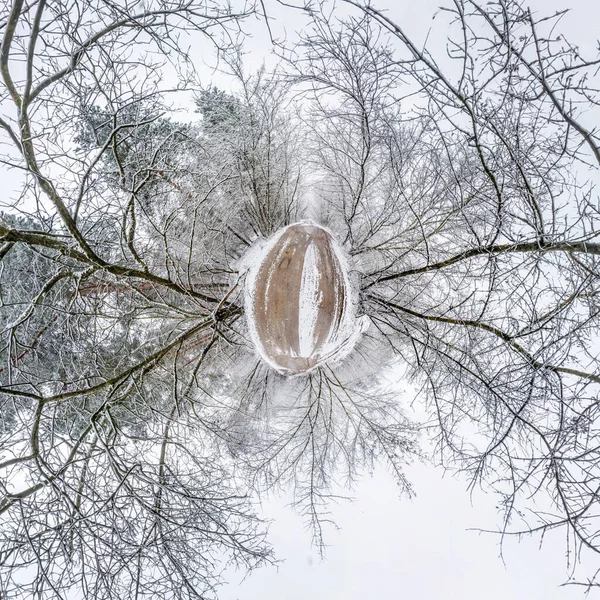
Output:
[{"xmin": 1, "ymin": 0, "xmax": 600, "ymax": 597}]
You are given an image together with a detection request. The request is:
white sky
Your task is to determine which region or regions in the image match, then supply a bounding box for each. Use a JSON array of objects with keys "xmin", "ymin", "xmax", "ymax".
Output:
[
  {"xmin": 218, "ymin": 1, "xmax": 600, "ymax": 598},
  {"xmin": 220, "ymin": 460, "xmax": 593, "ymax": 600}
]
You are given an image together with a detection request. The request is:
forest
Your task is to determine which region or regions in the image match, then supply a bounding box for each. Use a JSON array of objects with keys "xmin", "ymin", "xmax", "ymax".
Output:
[{"xmin": 1, "ymin": 0, "xmax": 600, "ymax": 597}]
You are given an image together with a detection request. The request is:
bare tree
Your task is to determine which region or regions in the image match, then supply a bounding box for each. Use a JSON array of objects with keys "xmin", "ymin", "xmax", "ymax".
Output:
[
  {"xmin": 286, "ymin": 0, "xmax": 600, "ymax": 588},
  {"xmin": 0, "ymin": 1, "xmax": 280, "ymax": 598},
  {"xmin": 2, "ymin": 0, "xmax": 600, "ymax": 596}
]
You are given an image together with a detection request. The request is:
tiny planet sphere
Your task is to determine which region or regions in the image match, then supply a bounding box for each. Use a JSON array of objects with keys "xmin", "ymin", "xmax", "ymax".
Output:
[{"xmin": 244, "ymin": 221, "xmax": 358, "ymax": 375}]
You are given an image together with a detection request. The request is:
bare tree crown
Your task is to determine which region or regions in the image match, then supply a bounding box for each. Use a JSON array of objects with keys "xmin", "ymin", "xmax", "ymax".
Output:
[{"xmin": 1, "ymin": 0, "xmax": 600, "ymax": 597}]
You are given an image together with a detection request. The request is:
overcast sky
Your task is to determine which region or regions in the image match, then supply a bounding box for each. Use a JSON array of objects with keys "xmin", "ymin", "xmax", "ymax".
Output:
[
  {"xmin": 221, "ymin": 459, "xmax": 594, "ymax": 600},
  {"xmin": 218, "ymin": 1, "xmax": 600, "ymax": 598}
]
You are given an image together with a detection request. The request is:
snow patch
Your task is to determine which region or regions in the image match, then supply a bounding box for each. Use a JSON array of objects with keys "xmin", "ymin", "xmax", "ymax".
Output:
[{"xmin": 298, "ymin": 241, "xmax": 321, "ymax": 357}]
